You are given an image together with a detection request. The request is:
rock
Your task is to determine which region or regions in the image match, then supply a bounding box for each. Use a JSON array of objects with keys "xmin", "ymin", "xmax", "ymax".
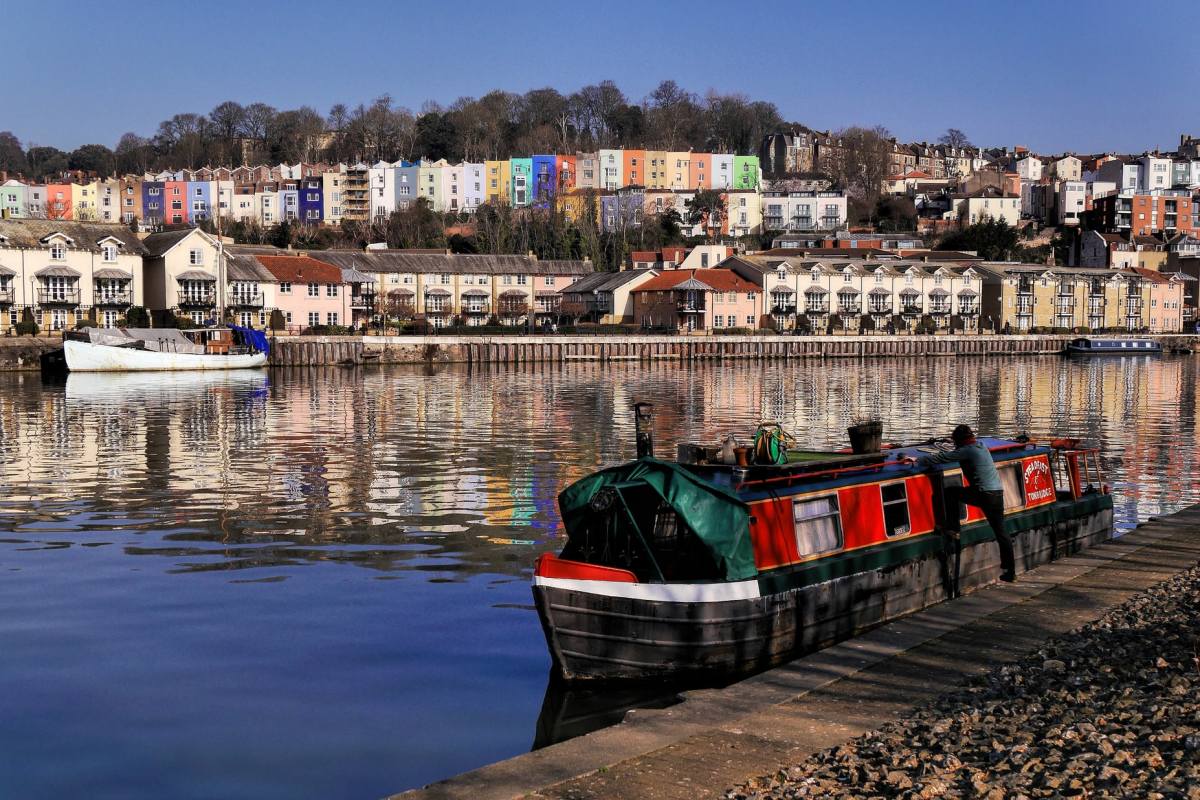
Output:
[{"xmin": 1043, "ymin": 659, "xmax": 1067, "ymax": 672}]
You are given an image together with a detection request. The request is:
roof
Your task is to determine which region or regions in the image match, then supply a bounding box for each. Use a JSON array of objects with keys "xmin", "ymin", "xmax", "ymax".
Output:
[
  {"xmin": 225, "ymin": 252, "xmax": 277, "ymax": 282},
  {"xmin": 254, "ymin": 255, "xmax": 344, "ymax": 284},
  {"xmin": 633, "ymin": 268, "xmax": 760, "ymax": 294},
  {"xmin": 0, "ymin": 219, "xmax": 147, "ymax": 255},
  {"xmin": 302, "ymin": 250, "xmax": 593, "ymax": 276},
  {"xmin": 1132, "ymin": 268, "xmax": 1181, "ymax": 284},
  {"xmin": 142, "ymin": 228, "xmax": 204, "ymax": 257}
]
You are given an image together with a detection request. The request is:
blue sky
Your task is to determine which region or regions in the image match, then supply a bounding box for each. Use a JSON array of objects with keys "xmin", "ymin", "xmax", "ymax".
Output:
[{"xmin": 6, "ymin": 0, "xmax": 1198, "ymax": 154}]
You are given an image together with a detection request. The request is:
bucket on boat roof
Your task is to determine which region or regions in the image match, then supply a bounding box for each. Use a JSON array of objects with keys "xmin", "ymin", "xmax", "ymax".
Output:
[{"xmin": 847, "ymin": 420, "xmax": 883, "ymax": 454}]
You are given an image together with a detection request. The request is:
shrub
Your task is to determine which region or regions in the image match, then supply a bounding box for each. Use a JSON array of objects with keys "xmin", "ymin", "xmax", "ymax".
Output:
[
  {"xmin": 15, "ymin": 320, "xmax": 39, "ymax": 336},
  {"xmin": 125, "ymin": 306, "xmax": 150, "ymax": 327},
  {"xmin": 74, "ymin": 318, "xmax": 92, "ymax": 330}
]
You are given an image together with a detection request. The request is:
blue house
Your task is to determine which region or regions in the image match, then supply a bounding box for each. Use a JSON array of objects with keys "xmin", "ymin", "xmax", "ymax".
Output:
[
  {"xmin": 142, "ymin": 181, "xmax": 165, "ymax": 227},
  {"xmin": 299, "ymin": 177, "xmax": 323, "ymax": 223},
  {"xmin": 531, "ymin": 155, "xmax": 558, "ymax": 207}
]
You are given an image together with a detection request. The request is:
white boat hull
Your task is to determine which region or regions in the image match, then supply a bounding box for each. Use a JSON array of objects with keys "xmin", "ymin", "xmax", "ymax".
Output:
[{"xmin": 63, "ymin": 339, "xmax": 267, "ymax": 372}]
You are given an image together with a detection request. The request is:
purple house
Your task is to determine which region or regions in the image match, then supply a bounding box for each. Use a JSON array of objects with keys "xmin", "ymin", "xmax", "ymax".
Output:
[
  {"xmin": 600, "ymin": 188, "xmax": 644, "ymax": 233},
  {"xmin": 532, "ymin": 155, "xmax": 557, "ymax": 208},
  {"xmin": 142, "ymin": 181, "xmax": 165, "ymax": 227},
  {"xmin": 299, "ymin": 177, "xmax": 323, "ymax": 224}
]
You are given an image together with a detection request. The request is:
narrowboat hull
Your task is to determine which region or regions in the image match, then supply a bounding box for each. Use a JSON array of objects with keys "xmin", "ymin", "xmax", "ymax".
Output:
[
  {"xmin": 1064, "ymin": 338, "xmax": 1162, "ymax": 355},
  {"xmin": 535, "ymin": 494, "xmax": 1112, "ymax": 681}
]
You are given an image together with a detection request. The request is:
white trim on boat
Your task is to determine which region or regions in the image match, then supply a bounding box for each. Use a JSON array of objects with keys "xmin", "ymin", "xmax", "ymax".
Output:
[{"xmin": 533, "ymin": 575, "xmax": 762, "ymax": 603}]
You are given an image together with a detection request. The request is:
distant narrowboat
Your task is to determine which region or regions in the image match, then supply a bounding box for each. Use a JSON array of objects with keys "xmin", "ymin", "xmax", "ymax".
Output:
[
  {"xmin": 1064, "ymin": 337, "xmax": 1162, "ymax": 355},
  {"xmin": 533, "ymin": 407, "xmax": 1113, "ymax": 681}
]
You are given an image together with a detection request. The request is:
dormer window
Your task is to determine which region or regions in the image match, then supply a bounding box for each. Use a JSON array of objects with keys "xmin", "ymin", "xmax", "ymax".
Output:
[
  {"xmin": 50, "ymin": 243, "xmax": 66, "ymax": 260},
  {"xmin": 102, "ymin": 244, "xmax": 117, "ymax": 262}
]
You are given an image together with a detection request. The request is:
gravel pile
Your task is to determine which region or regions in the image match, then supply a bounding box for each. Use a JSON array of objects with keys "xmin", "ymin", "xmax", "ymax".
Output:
[{"xmin": 728, "ymin": 564, "xmax": 1200, "ymax": 799}]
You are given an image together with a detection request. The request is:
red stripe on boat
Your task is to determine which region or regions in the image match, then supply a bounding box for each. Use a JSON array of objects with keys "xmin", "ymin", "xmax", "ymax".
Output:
[{"xmin": 534, "ymin": 553, "xmax": 638, "ymax": 583}]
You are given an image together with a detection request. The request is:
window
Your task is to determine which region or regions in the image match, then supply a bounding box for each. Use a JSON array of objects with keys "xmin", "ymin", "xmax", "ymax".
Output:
[
  {"xmin": 327, "ymin": 312, "xmax": 338, "ymax": 326},
  {"xmin": 307, "ymin": 282, "xmax": 319, "ymax": 297},
  {"xmin": 517, "ymin": 276, "xmax": 527, "ymax": 285},
  {"xmin": 327, "ymin": 284, "xmax": 338, "ymax": 297},
  {"xmin": 188, "ymin": 249, "xmax": 203, "ymax": 266},
  {"xmin": 49, "ymin": 242, "xmax": 66, "ymax": 260},
  {"xmin": 881, "ymin": 482, "xmax": 910, "ymax": 537},
  {"xmin": 308, "ymin": 312, "xmax": 319, "ymax": 328},
  {"xmin": 793, "ymin": 495, "xmax": 842, "ymax": 557},
  {"xmin": 285, "ymin": 311, "xmax": 293, "ymax": 324},
  {"xmin": 544, "ymin": 276, "xmax": 554, "ymax": 286},
  {"xmin": 439, "ymin": 274, "xmax": 451, "ymax": 285},
  {"xmin": 997, "ymin": 464, "xmax": 1025, "ymax": 512},
  {"xmin": 746, "ymin": 315, "xmax": 755, "ymax": 326},
  {"xmin": 102, "ymin": 244, "xmax": 117, "ymax": 262}
]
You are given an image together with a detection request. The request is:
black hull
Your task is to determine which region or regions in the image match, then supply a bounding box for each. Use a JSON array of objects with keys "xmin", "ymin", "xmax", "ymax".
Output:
[{"xmin": 535, "ymin": 504, "xmax": 1113, "ymax": 681}]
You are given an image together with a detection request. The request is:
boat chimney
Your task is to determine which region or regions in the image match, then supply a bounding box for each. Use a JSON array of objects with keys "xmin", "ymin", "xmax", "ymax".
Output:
[{"xmin": 634, "ymin": 402, "xmax": 654, "ymax": 459}]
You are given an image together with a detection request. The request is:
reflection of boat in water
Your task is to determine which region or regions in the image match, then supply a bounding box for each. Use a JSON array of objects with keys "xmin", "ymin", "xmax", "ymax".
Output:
[
  {"xmin": 534, "ymin": 406, "xmax": 1114, "ymax": 681},
  {"xmin": 1064, "ymin": 337, "xmax": 1162, "ymax": 356},
  {"xmin": 61, "ymin": 327, "xmax": 268, "ymax": 372},
  {"xmin": 532, "ymin": 674, "xmax": 684, "ymax": 750},
  {"xmin": 65, "ymin": 368, "xmax": 268, "ymax": 402}
]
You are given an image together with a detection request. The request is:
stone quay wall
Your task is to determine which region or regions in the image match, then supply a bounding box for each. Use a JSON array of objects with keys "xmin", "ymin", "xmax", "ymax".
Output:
[{"xmin": 269, "ymin": 333, "xmax": 1200, "ymax": 367}]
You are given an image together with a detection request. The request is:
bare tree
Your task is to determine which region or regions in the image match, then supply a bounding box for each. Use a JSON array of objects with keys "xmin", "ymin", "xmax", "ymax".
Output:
[
  {"xmin": 833, "ymin": 126, "xmax": 893, "ymax": 201},
  {"xmin": 938, "ymin": 128, "xmax": 972, "ymax": 148}
]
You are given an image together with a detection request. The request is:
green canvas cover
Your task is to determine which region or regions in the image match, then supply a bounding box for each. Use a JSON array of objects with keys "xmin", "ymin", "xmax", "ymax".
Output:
[{"xmin": 558, "ymin": 457, "xmax": 757, "ymax": 582}]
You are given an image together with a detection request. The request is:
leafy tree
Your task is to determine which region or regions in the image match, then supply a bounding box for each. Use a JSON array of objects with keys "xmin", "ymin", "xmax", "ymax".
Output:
[
  {"xmin": 25, "ymin": 146, "xmax": 68, "ymax": 180},
  {"xmin": 937, "ymin": 218, "xmax": 1020, "ymax": 261},
  {"xmin": 685, "ymin": 189, "xmax": 727, "ymax": 242},
  {"xmin": 0, "ymin": 132, "xmax": 28, "ymax": 175},
  {"xmin": 68, "ymin": 143, "xmax": 115, "ymax": 175},
  {"xmin": 125, "ymin": 306, "xmax": 150, "ymax": 327}
]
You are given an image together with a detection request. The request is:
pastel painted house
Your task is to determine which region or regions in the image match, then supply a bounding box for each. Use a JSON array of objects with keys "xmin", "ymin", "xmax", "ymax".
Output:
[
  {"xmin": 631, "ymin": 268, "xmax": 761, "ymax": 332},
  {"xmin": 254, "ymin": 254, "xmax": 352, "ymax": 331},
  {"xmin": 1, "ymin": 181, "xmax": 26, "ymax": 218},
  {"xmin": 142, "ymin": 228, "xmax": 224, "ymax": 326},
  {"xmin": 0, "ymin": 219, "xmax": 147, "ymax": 332}
]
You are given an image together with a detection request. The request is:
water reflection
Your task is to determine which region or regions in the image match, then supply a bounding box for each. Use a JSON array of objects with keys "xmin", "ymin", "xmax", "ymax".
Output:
[{"xmin": 0, "ymin": 355, "xmax": 1196, "ymax": 798}]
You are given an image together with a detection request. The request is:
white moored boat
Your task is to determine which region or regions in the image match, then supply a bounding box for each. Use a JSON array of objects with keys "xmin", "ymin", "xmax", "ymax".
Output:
[{"xmin": 62, "ymin": 327, "xmax": 268, "ymax": 372}]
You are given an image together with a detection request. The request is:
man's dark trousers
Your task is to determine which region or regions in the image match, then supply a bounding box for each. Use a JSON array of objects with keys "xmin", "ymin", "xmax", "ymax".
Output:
[{"xmin": 945, "ymin": 484, "xmax": 1013, "ymax": 577}]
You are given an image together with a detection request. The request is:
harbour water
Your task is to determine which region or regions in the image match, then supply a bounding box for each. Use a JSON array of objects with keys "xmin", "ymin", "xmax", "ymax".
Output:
[{"xmin": 0, "ymin": 355, "xmax": 1196, "ymax": 799}]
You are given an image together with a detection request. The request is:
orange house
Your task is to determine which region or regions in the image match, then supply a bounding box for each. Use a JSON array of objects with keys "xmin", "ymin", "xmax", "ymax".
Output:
[
  {"xmin": 45, "ymin": 184, "xmax": 73, "ymax": 219},
  {"xmin": 689, "ymin": 153, "xmax": 713, "ymax": 190},
  {"xmin": 164, "ymin": 180, "xmax": 189, "ymax": 225},
  {"xmin": 623, "ymin": 149, "xmax": 647, "ymax": 187},
  {"xmin": 557, "ymin": 155, "xmax": 577, "ymax": 192}
]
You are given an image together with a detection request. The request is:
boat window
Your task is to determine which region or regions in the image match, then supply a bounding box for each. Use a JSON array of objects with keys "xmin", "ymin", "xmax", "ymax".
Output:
[
  {"xmin": 881, "ymin": 482, "xmax": 911, "ymax": 537},
  {"xmin": 997, "ymin": 464, "xmax": 1026, "ymax": 511},
  {"xmin": 793, "ymin": 495, "xmax": 843, "ymax": 557}
]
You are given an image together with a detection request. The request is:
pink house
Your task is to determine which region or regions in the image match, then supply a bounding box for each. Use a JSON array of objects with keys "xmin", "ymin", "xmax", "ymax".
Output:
[
  {"xmin": 631, "ymin": 268, "xmax": 761, "ymax": 332},
  {"xmin": 256, "ymin": 254, "xmax": 353, "ymax": 331}
]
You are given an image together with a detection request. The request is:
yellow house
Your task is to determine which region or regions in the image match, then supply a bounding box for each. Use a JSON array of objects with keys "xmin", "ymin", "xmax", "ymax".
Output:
[
  {"xmin": 666, "ymin": 151, "xmax": 692, "ymax": 189},
  {"xmin": 644, "ymin": 151, "xmax": 669, "ymax": 189},
  {"xmin": 559, "ymin": 189, "xmax": 599, "ymax": 225},
  {"xmin": 994, "ymin": 265, "xmax": 1166, "ymax": 332},
  {"xmin": 484, "ymin": 160, "xmax": 510, "ymax": 205}
]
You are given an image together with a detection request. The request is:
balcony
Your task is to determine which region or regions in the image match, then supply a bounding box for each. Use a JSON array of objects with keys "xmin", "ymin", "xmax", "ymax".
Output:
[
  {"xmin": 958, "ymin": 304, "xmax": 979, "ymax": 316},
  {"xmin": 177, "ymin": 290, "xmax": 216, "ymax": 308},
  {"xmin": 838, "ymin": 302, "xmax": 861, "ymax": 315},
  {"xmin": 0, "ymin": 288, "xmax": 13, "ymax": 305},
  {"xmin": 868, "ymin": 303, "xmax": 891, "ymax": 315},
  {"xmin": 38, "ymin": 289, "xmax": 81, "ymax": 306},
  {"xmin": 350, "ymin": 291, "xmax": 376, "ymax": 310},
  {"xmin": 498, "ymin": 302, "xmax": 528, "ymax": 317},
  {"xmin": 94, "ymin": 291, "xmax": 132, "ymax": 307},
  {"xmin": 1016, "ymin": 300, "xmax": 1034, "ymax": 315},
  {"xmin": 1125, "ymin": 301, "xmax": 1143, "ymax": 314},
  {"xmin": 229, "ymin": 293, "xmax": 264, "ymax": 308},
  {"xmin": 900, "ymin": 303, "xmax": 922, "ymax": 316},
  {"xmin": 676, "ymin": 301, "xmax": 706, "ymax": 313},
  {"xmin": 805, "ymin": 303, "xmax": 829, "ymax": 314},
  {"xmin": 771, "ymin": 303, "xmax": 797, "ymax": 315},
  {"xmin": 929, "ymin": 303, "xmax": 951, "ymax": 316},
  {"xmin": 463, "ymin": 302, "xmax": 491, "ymax": 315}
]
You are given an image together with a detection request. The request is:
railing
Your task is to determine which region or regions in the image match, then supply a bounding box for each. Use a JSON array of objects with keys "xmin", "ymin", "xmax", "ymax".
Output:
[
  {"xmin": 95, "ymin": 291, "xmax": 132, "ymax": 306},
  {"xmin": 38, "ymin": 289, "xmax": 81, "ymax": 305},
  {"xmin": 0, "ymin": 288, "xmax": 14, "ymax": 304},
  {"xmin": 177, "ymin": 290, "xmax": 216, "ymax": 307},
  {"xmin": 901, "ymin": 304, "xmax": 922, "ymax": 315},
  {"xmin": 805, "ymin": 303, "xmax": 829, "ymax": 314},
  {"xmin": 838, "ymin": 303, "xmax": 861, "ymax": 314},
  {"xmin": 958, "ymin": 305, "xmax": 979, "ymax": 316},
  {"xmin": 350, "ymin": 292, "xmax": 376, "ymax": 310},
  {"xmin": 463, "ymin": 304, "xmax": 490, "ymax": 315},
  {"xmin": 1016, "ymin": 300, "xmax": 1034, "ymax": 314},
  {"xmin": 676, "ymin": 302, "xmax": 706, "ymax": 313},
  {"xmin": 868, "ymin": 304, "xmax": 891, "ymax": 314},
  {"xmin": 229, "ymin": 293, "xmax": 264, "ymax": 308},
  {"xmin": 771, "ymin": 304, "xmax": 797, "ymax": 315},
  {"xmin": 424, "ymin": 303, "xmax": 449, "ymax": 314},
  {"xmin": 929, "ymin": 304, "xmax": 951, "ymax": 315}
]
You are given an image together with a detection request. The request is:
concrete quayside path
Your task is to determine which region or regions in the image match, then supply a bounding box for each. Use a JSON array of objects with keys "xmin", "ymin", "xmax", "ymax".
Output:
[{"xmin": 395, "ymin": 504, "xmax": 1200, "ymax": 800}]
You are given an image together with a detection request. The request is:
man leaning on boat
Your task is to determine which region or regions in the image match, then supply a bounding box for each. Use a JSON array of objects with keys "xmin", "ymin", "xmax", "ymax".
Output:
[{"xmin": 916, "ymin": 425, "xmax": 1016, "ymax": 582}]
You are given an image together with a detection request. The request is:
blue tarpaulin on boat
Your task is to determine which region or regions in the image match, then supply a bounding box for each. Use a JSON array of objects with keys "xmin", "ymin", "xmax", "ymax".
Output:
[{"xmin": 230, "ymin": 325, "xmax": 270, "ymax": 355}]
